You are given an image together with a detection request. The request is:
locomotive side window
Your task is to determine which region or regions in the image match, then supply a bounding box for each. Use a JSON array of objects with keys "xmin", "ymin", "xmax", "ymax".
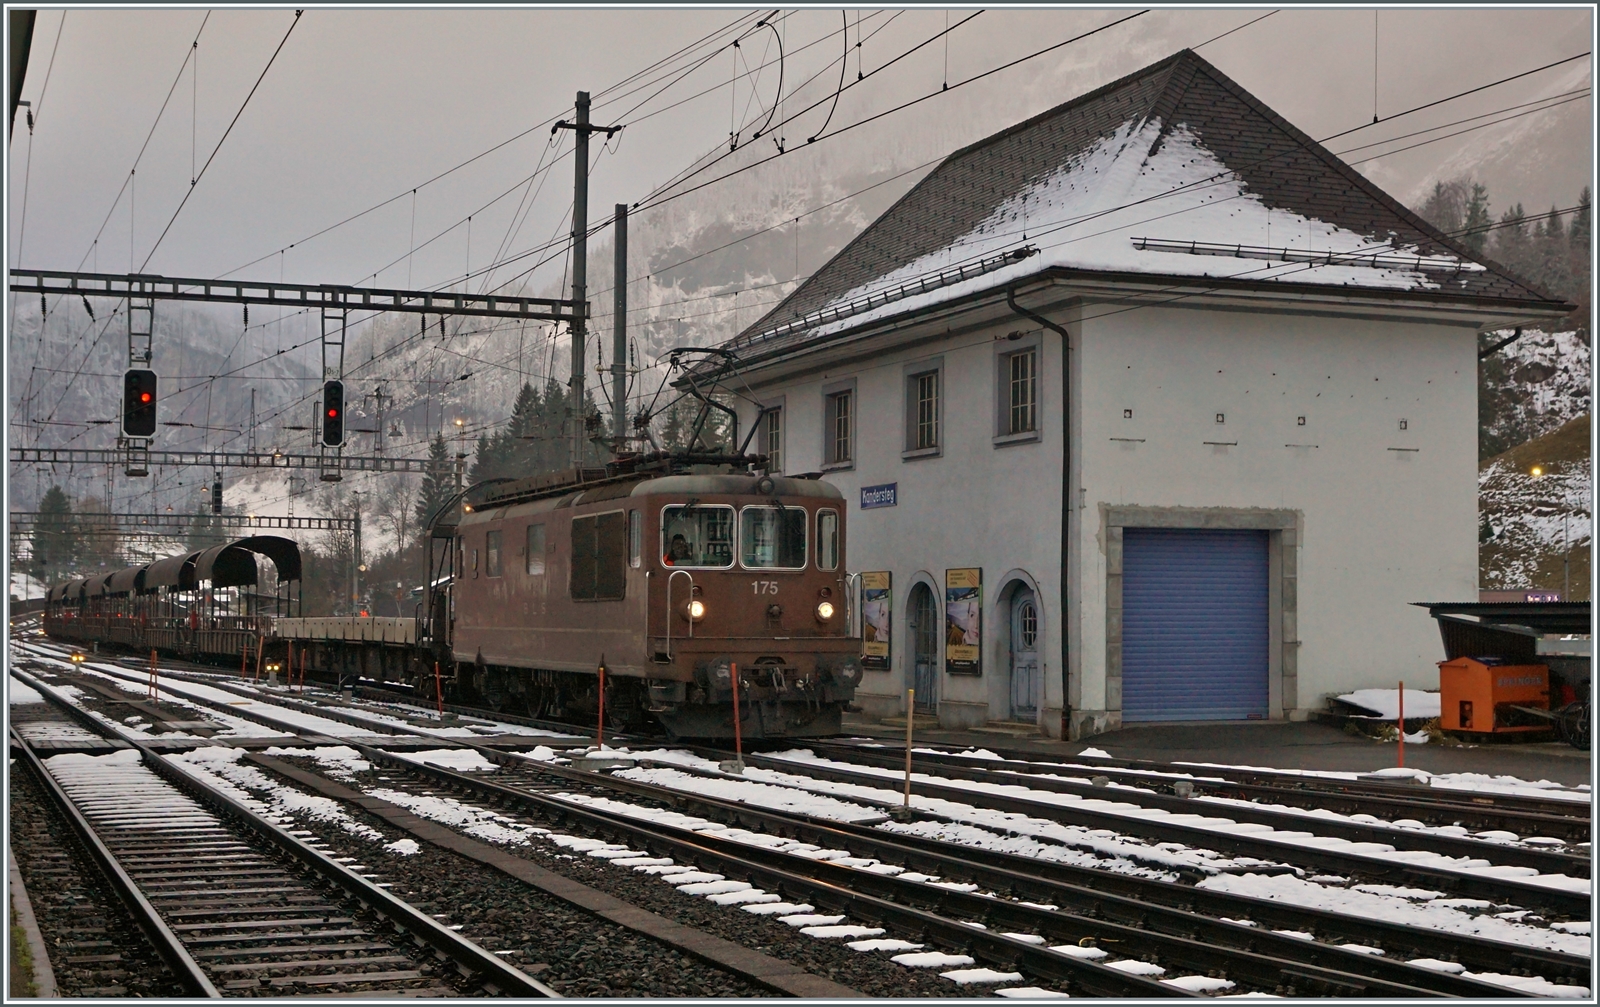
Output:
[
  {"xmin": 571, "ymin": 511, "xmax": 627, "ymax": 601},
  {"xmin": 628, "ymin": 510, "xmax": 642, "ymax": 568},
  {"xmin": 526, "ymin": 524, "xmax": 546, "ymax": 576},
  {"xmin": 485, "ymin": 530, "xmax": 503, "ymax": 578},
  {"xmin": 739, "ymin": 506, "xmax": 807, "ymax": 570},
  {"xmin": 817, "ymin": 509, "xmax": 840, "ymax": 571},
  {"xmin": 660, "ymin": 505, "xmax": 735, "ymax": 568}
]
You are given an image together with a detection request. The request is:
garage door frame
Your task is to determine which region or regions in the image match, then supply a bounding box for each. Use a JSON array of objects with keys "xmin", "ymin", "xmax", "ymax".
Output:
[{"xmin": 1103, "ymin": 506, "xmax": 1298, "ymax": 722}]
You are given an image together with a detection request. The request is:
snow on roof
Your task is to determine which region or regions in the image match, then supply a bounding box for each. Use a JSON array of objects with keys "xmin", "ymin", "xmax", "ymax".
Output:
[{"xmin": 728, "ymin": 49, "xmax": 1568, "ymax": 361}]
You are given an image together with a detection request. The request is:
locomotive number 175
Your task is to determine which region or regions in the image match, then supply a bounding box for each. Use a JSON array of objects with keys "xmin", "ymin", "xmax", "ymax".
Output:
[{"xmin": 752, "ymin": 580, "xmax": 779, "ymax": 595}]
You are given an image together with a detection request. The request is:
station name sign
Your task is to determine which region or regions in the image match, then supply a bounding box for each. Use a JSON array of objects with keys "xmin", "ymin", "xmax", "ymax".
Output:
[{"xmin": 860, "ymin": 483, "xmax": 897, "ymax": 510}]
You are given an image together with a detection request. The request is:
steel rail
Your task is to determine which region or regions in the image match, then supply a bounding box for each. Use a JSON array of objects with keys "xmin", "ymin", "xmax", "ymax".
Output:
[
  {"xmin": 347, "ymin": 742, "xmax": 1459, "ymax": 999},
  {"xmin": 700, "ymin": 750, "xmax": 1592, "ymax": 917},
  {"xmin": 529, "ymin": 754, "xmax": 1584, "ymax": 989},
  {"xmin": 10, "ymin": 666, "xmax": 559, "ymax": 998},
  {"xmin": 781, "ymin": 743, "xmax": 1588, "ymax": 877},
  {"xmin": 811, "ymin": 740, "xmax": 1591, "ymax": 842},
  {"xmin": 884, "ymin": 739, "xmax": 1593, "ymax": 821},
  {"xmin": 9, "ymin": 724, "xmax": 221, "ymax": 997}
]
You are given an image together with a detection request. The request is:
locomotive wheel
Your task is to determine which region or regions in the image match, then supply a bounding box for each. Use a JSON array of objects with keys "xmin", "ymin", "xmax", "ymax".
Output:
[
  {"xmin": 478, "ymin": 665, "xmax": 507, "ymax": 712},
  {"xmin": 1557, "ymin": 700, "xmax": 1590, "ymax": 751}
]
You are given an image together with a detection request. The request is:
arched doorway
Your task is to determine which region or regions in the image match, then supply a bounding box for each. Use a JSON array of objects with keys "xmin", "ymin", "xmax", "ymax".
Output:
[
  {"xmin": 908, "ymin": 582, "xmax": 939, "ymax": 713},
  {"xmin": 1009, "ymin": 588, "xmax": 1040, "ymax": 720}
]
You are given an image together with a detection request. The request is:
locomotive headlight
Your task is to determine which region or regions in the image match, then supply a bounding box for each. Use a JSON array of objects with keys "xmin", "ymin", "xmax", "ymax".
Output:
[
  {"xmin": 688, "ymin": 599, "xmax": 706, "ymax": 621},
  {"xmin": 815, "ymin": 600, "xmax": 835, "ymax": 621}
]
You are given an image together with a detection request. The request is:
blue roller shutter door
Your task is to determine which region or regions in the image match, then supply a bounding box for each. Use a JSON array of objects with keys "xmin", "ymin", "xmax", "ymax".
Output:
[{"xmin": 1122, "ymin": 528, "xmax": 1269, "ymax": 721}]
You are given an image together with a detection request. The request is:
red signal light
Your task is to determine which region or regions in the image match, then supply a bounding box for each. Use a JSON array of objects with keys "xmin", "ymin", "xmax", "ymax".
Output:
[
  {"xmin": 140, "ymin": 392, "xmax": 152, "ymax": 402},
  {"xmin": 327, "ymin": 408, "xmax": 338, "ymax": 418}
]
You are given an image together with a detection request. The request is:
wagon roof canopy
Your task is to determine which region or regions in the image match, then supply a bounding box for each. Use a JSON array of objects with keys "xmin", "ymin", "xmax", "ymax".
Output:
[{"xmin": 727, "ymin": 48, "xmax": 1571, "ymax": 362}]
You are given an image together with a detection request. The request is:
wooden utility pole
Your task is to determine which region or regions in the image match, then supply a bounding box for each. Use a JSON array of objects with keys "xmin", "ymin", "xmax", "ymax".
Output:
[{"xmin": 554, "ymin": 92, "xmax": 618, "ymax": 467}]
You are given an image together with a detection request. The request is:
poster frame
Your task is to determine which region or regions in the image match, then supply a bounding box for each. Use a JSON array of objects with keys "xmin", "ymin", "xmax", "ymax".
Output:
[{"xmin": 944, "ymin": 567, "xmax": 982, "ymax": 674}]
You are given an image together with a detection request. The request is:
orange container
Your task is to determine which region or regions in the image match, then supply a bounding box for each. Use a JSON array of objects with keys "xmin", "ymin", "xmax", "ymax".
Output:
[{"xmin": 1438, "ymin": 657, "xmax": 1550, "ymax": 733}]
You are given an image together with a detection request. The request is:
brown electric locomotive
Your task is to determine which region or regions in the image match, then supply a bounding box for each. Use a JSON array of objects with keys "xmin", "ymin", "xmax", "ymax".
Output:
[{"xmin": 437, "ymin": 457, "xmax": 863, "ymax": 738}]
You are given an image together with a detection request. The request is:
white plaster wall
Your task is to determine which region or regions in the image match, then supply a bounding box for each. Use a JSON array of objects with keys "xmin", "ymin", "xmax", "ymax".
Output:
[
  {"xmin": 742, "ymin": 325, "xmax": 1067, "ymax": 732},
  {"xmin": 1076, "ymin": 304, "xmax": 1480, "ymax": 712}
]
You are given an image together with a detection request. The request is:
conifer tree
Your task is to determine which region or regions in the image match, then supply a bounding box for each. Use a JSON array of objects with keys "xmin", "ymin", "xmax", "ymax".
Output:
[
  {"xmin": 1462, "ymin": 183, "xmax": 1492, "ymax": 254},
  {"xmin": 413, "ymin": 433, "xmax": 455, "ymax": 537},
  {"xmin": 32, "ymin": 485, "xmax": 76, "ymax": 582}
]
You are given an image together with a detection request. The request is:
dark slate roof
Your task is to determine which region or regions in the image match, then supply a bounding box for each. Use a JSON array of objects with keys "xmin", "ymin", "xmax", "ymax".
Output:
[{"xmin": 726, "ymin": 49, "xmax": 1570, "ymax": 360}]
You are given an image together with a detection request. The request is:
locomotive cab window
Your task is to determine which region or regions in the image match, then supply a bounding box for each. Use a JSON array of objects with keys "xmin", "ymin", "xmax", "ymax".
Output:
[
  {"xmin": 485, "ymin": 530, "xmax": 503, "ymax": 578},
  {"xmin": 817, "ymin": 509, "xmax": 840, "ymax": 571},
  {"xmin": 525, "ymin": 524, "xmax": 546, "ymax": 576},
  {"xmin": 660, "ymin": 505, "xmax": 734, "ymax": 568},
  {"xmin": 740, "ymin": 506, "xmax": 807, "ymax": 570},
  {"xmin": 628, "ymin": 509, "xmax": 643, "ymax": 568}
]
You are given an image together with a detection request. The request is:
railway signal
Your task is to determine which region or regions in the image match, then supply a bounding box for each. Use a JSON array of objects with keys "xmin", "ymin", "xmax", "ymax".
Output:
[
  {"xmin": 122, "ymin": 369, "xmax": 158, "ymax": 437},
  {"xmin": 211, "ymin": 478, "xmax": 223, "ymax": 515},
  {"xmin": 321, "ymin": 380, "xmax": 345, "ymax": 446}
]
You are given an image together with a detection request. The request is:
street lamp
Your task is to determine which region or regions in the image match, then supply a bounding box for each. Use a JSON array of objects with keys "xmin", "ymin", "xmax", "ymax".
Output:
[{"xmin": 1530, "ymin": 465, "xmax": 1569, "ymax": 600}]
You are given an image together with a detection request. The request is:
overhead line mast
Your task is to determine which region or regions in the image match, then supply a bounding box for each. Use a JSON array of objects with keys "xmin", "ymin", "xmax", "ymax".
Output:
[{"xmin": 554, "ymin": 92, "xmax": 620, "ymax": 466}]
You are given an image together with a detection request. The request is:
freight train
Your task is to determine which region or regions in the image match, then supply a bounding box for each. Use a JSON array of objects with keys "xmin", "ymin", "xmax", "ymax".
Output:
[{"xmin": 41, "ymin": 454, "xmax": 864, "ymax": 740}]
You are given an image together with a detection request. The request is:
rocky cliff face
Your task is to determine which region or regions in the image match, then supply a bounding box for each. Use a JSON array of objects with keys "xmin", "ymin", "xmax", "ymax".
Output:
[{"xmin": 1479, "ymin": 412, "xmax": 1592, "ymax": 599}]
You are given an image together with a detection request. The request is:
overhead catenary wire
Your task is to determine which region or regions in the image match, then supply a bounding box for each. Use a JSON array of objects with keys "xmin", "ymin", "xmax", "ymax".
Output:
[{"xmin": 137, "ymin": 9, "xmax": 303, "ymax": 272}]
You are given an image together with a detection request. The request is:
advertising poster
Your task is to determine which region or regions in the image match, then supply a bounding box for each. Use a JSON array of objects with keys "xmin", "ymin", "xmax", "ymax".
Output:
[
  {"xmin": 945, "ymin": 568, "xmax": 982, "ymax": 673},
  {"xmin": 861, "ymin": 572, "xmax": 891, "ymax": 669}
]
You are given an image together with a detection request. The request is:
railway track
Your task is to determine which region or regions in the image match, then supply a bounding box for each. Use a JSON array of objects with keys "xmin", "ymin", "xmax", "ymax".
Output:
[
  {"xmin": 8, "ymin": 668, "xmax": 561, "ymax": 998},
  {"xmin": 776, "ymin": 742, "xmax": 1590, "ymax": 876},
  {"xmin": 838, "ymin": 738, "xmax": 1593, "ymax": 827},
  {"xmin": 675, "ymin": 746, "xmax": 1591, "ymax": 918},
  {"xmin": 16, "ymin": 640, "xmax": 1592, "ymax": 997}
]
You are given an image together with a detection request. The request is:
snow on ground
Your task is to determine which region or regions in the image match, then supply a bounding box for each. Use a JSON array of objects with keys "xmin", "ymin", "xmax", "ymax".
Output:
[
  {"xmin": 8, "ymin": 677, "xmax": 43, "ymax": 704},
  {"xmin": 1198, "ymin": 872, "xmax": 1590, "ymax": 957},
  {"xmin": 1336, "ymin": 689, "xmax": 1442, "ymax": 720},
  {"xmin": 759, "ymin": 749, "xmax": 1590, "ymax": 896},
  {"xmin": 385, "ymin": 748, "xmax": 500, "ymax": 772},
  {"xmin": 619, "ymin": 749, "xmax": 1237, "ymax": 877},
  {"xmin": 364, "ymin": 787, "xmax": 549, "ymax": 847},
  {"xmin": 165, "ymin": 746, "xmax": 387, "ymax": 843},
  {"xmin": 262, "ymin": 745, "xmax": 372, "ymax": 779}
]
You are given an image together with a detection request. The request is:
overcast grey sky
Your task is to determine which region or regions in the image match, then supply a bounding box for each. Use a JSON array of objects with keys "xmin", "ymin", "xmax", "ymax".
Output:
[{"xmin": 8, "ymin": 6, "xmax": 1593, "ymax": 300}]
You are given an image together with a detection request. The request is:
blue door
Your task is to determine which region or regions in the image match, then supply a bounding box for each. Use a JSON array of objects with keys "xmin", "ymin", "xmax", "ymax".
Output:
[{"xmin": 1122, "ymin": 528, "xmax": 1269, "ymax": 721}]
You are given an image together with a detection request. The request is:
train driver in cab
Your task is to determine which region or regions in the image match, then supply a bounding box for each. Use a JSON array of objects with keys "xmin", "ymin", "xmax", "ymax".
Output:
[{"xmin": 664, "ymin": 533, "xmax": 692, "ymax": 565}]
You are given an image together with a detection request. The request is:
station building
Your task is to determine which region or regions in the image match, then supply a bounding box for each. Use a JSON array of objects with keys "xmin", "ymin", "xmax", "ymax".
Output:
[{"xmin": 720, "ymin": 50, "xmax": 1569, "ymax": 739}]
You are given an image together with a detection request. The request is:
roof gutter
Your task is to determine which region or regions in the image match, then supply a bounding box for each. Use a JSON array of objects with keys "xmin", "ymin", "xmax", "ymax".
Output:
[{"xmin": 1007, "ymin": 287, "xmax": 1074, "ymax": 741}]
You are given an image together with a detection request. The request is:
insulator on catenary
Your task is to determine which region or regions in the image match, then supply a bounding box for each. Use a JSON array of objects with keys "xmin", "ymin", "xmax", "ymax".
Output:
[
  {"xmin": 244, "ymin": 303, "xmax": 249, "ymax": 327},
  {"xmin": 81, "ymin": 295, "xmax": 95, "ymax": 321}
]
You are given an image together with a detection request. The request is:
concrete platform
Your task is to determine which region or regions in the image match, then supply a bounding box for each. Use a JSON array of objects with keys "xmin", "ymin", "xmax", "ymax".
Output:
[{"xmin": 838, "ymin": 714, "xmax": 1594, "ymax": 788}]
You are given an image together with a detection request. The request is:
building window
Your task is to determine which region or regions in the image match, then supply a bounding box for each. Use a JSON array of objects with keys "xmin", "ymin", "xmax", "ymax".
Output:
[
  {"xmin": 764, "ymin": 408, "xmax": 782, "ymax": 473},
  {"xmin": 995, "ymin": 336, "xmax": 1042, "ymax": 446},
  {"xmin": 825, "ymin": 391, "xmax": 852, "ymax": 466},
  {"xmin": 1008, "ymin": 348, "xmax": 1037, "ymax": 434},
  {"xmin": 485, "ymin": 530, "xmax": 503, "ymax": 578},
  {"xmin": 526, "ymin": 524, "xmax": 546, "ymax": 576},
  {"xmin": 913, "ymin": 371, "xmax": 939, "ymax": 449}
]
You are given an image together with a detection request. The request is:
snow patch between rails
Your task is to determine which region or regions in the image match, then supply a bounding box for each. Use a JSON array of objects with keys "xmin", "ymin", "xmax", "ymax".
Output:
[
  {"xmin": 164, "ymin": 746, "xmax": 387, "ymax": 843},
  {"xmin": 386, "ymin": 748, "xmax": 500, "ymax": 773}
]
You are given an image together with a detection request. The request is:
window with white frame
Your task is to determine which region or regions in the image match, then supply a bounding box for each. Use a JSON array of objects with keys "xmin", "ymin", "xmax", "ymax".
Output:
[
  {"xmin": 825, "ymin": 390, "xmax": 852, "ymax": 466},
  {"xmin": 912, "ymin": 370, "xmax": 939, "ymax": 450},
  {"xmin": 764, "ymin": 407, "xmax": 782, "ymax": 472},
  {"xmin": 1008, "ymin": 348, "xmax": 1037, "ymax": 434}
]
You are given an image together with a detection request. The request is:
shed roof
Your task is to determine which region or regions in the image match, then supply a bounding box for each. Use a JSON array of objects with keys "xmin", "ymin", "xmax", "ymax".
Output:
[{"xmin": 728, "ymin": 49, "xmax": 1571, "ymax": 362}]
